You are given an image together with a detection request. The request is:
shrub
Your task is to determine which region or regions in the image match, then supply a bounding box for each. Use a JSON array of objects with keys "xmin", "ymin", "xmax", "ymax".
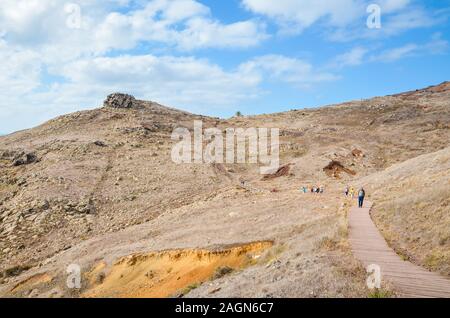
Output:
[{"xmin": 212, "ymin": 266, "xmax": 234, "ymax": 280}]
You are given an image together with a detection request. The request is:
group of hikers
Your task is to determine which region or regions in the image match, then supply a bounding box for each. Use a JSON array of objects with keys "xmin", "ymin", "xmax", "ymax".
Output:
[
  {"xmin": 345, "ymin": 186, "xmax": 366, "ymax": 208},
  {"xmin": 299, "ymin": 184, "xmax": 366, "ymax": 208},
  {"xmin": 301, "ymin": 185, "xmax": 325, "ymax": 194}
]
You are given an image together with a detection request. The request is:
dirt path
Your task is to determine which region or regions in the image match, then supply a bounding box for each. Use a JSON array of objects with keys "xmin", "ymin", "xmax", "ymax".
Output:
[{"xmin": 349, "ymin": 201, "xmax": 450, "ymax": 298}]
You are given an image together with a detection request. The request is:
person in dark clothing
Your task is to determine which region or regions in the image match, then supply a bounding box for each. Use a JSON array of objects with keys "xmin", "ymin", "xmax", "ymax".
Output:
[{"xmin": 358, "ymin": 188, "xmax": 366, "ymax": 208}]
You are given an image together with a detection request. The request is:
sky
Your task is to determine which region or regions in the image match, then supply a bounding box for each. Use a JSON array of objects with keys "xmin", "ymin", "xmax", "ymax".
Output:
[{"xmin": 0, "ymin": 0, "xmax": 449, "ymax": 134}]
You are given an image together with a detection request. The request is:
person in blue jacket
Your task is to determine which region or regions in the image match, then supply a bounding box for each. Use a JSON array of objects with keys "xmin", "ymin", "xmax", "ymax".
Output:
[{"xmin": 358, "ymin": 187, "xmax": 366, "ymax": 208}]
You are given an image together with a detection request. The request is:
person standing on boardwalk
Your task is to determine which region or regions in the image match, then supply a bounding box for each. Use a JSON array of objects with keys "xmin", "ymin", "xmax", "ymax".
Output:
[
  {"xmin": 349, "ymin": 186, "xmax": 355, "ymax": 199},
  {"xmin": 358, "ymin": 187, "xmax": 366, "ymax": 208}
]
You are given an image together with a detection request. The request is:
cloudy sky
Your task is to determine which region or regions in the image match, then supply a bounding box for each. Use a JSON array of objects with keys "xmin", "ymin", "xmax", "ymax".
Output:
[{"xmin": 1, "ymin": 0, "xmax": 449, "ymax": 134}]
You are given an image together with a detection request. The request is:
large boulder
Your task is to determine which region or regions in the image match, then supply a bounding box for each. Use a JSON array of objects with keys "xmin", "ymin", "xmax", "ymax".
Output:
[
  {"xmin": 103, "ymin": 93, "xmax": 137, "ymax": 109},
  {"xmin": 13, "ymin": 152, "xmax": 38, "ymax": 167},
  {"xmin": 4, "ymin": 151, "xmax": 38, "ymax": 167}
]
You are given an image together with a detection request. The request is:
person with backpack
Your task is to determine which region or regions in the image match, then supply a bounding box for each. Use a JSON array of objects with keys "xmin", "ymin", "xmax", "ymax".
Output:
[{"xmin": 358, "ymin": 187, "xmax": 366, "ymax": 208}]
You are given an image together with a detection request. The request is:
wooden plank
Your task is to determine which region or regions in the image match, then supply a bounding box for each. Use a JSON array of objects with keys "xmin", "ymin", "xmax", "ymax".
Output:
[{"xmin": 348, "ymin": 201, "xmax": 450, "ymax": 298}]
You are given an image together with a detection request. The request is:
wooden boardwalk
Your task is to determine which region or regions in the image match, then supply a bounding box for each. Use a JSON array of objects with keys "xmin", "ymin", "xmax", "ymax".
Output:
[{"xmin": 349, "ymin": 201, "xmax": 450, "ymax": 298}]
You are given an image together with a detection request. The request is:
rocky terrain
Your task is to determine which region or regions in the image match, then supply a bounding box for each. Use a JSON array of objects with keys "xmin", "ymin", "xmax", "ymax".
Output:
[{"xmin": 0, "ymin": 82, "xmax": 449, "ymax": 298}]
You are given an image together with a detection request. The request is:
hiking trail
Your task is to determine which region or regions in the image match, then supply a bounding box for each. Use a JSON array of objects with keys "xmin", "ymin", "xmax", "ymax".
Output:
[{"xmin": 348, "ymin": 201, "xmax": 450, "ymax": 298}]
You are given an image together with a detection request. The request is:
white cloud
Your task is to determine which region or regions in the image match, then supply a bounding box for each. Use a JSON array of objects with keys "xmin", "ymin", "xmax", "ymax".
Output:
[
  {"xmin": 328, "ymin": 6, "xmax": 440, "ymax": 42},
  {"xmin": 426, "ymin": 33, "xmax": 450, "ymax": 54},
  {"xmin": 242, "ymin": 0, "xmax": 410, "ymax": 29},
  {"xmin": 370, "ymin": 34, "xmax": 449, "ymax": 62},
  {"xmin": 241, "ymin": 0, "xmax": 444, "ymax": 41},
  {"xmin": 331, "ymin": 47, "xmax": 368, "ymax": 68},
  {"xmin": 149, "ymin": 0, "xmax": 209, "ymax": 22},
  {"xmin": 40, "ymin": 53, "xmax": 333, "ymax": 110},
  {"xmin": 373, "ymin": 7, "xmax": 435, "ymax": 35},
  {"xmin": 242, "ymin": 0, "xmax": 363, "ymax": 34},
  {"xmin": 0, "ymin": 52, "xmax": 259, "ymax": 133},
  {"xmin": 98, "ymin": 1, "xmax": 268, "ymax": 52},
  {"xmin": 0, "ymin": 50, "xmax": 335, "ymax": 133},
  {"xmin": 0, "ymin": 40, "xmax": 42, "ymax": 96},
  {"xmin": 177, "ymin": 18, "xmax": 268, "ymax": 50},
  {"xmin": 379, "ymin": 0, "xmax": 411, "ymax": 13},
  {"xmin": 0, "ymin": 0, "xmax": 268, "ymax": 133},
  {"xmin": 372, "ymin": 43, "xmax": 418, "ymax": 62},
  {"xmin": 330, "ymin": 34, "xmax": 449, "ymax": 67},
  {"xmin": 239, "ymin": 55, "xmax": 338, "ymax": 87},
  {"xmin": 0, "ymin": 0, "xmax": 268, "ymax": 58},
  {"xmin": 0, "ymin": 0, "xmax": 56, "ymax": 39},
  {"xmin": 94, "ymin": 7, "xmax": 267, "ymax": 52},
  {"xmin": 0, "ymin": 0, "xmax": 122, "ymax": 45},
  {"xmin": 58, "ymin": 54, "xmax": 261, "ymax": 105}
]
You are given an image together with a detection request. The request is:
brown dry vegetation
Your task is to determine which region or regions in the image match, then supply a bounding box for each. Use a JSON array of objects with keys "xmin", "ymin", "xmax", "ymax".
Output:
[
  {"xmin": 361, "ymin": 147, "xmax": 450, "ymax": 276},
  {"xmin": 0, "ymin": 82, "xmax": 449, "ymax": 298}
]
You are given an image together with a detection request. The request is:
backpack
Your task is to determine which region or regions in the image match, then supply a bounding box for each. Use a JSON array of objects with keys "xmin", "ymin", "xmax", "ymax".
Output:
[{"xmin": 359, "ymin": 189, "xmax": 365, "ymax": 197}]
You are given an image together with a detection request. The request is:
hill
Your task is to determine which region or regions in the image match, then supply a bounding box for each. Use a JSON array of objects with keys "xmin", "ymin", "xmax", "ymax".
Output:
[{"xmin": 0, "ymin": 83, "xmax": 449, "ymax": 298}]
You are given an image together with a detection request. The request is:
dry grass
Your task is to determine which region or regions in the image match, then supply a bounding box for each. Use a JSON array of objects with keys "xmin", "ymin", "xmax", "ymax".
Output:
[
  {"xmin": 1, "ymin": 84, "xmax": 448, "ymax": 298},
  {"xmin": 368, "ymin": 288, "xmax": 395, "ymax": 298},
  {"xmin": 366, "ymin": 148, "xmax": 450, "ymax": 276},
  {"xmin": 375, "ymin": 188, "xmax": 450, "ymax": 275}
]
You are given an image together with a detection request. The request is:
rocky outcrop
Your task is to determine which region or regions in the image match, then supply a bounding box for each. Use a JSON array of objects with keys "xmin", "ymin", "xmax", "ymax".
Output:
[
  {"xmin": 13, "ymin": 153, "xmax": 38, "ymax": 166},
  {"xmin": 323, "ymin": 160, "xmax": 356, "ymax": 178},
  {"xmin": 103, "ymin": 93, "xmax": 137, "ymax": 109},
  {"xmin": 1, "ymin": 150, "xmax": 38, "ymax": 166},
  {"xmin": 352, "ymin": 149, "xmax": 364, "ymax": 158}
]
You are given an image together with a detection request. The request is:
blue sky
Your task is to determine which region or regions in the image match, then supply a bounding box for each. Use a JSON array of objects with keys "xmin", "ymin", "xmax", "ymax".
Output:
[{"xmin": 0, "ymin": 0, "xmax": 449, "ymax": 134}]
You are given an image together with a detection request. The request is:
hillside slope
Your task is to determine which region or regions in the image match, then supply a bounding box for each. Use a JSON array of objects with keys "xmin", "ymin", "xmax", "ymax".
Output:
[
  {"xmin": 0, "ymin": 95, "xmax": 229, "ymax": 271},
  {"xmin": 361, "ymin": 147, "xmax": 450, "ymax": 276},
  {"xmin": 0, "ymin": 83, "xmax": 449, "ymax": 298}
]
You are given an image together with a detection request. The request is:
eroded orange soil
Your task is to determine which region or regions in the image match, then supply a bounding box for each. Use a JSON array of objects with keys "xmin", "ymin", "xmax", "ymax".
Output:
[{"xmin": 83, "ymin": 241, "xmax": 273, "ymax": 298}]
